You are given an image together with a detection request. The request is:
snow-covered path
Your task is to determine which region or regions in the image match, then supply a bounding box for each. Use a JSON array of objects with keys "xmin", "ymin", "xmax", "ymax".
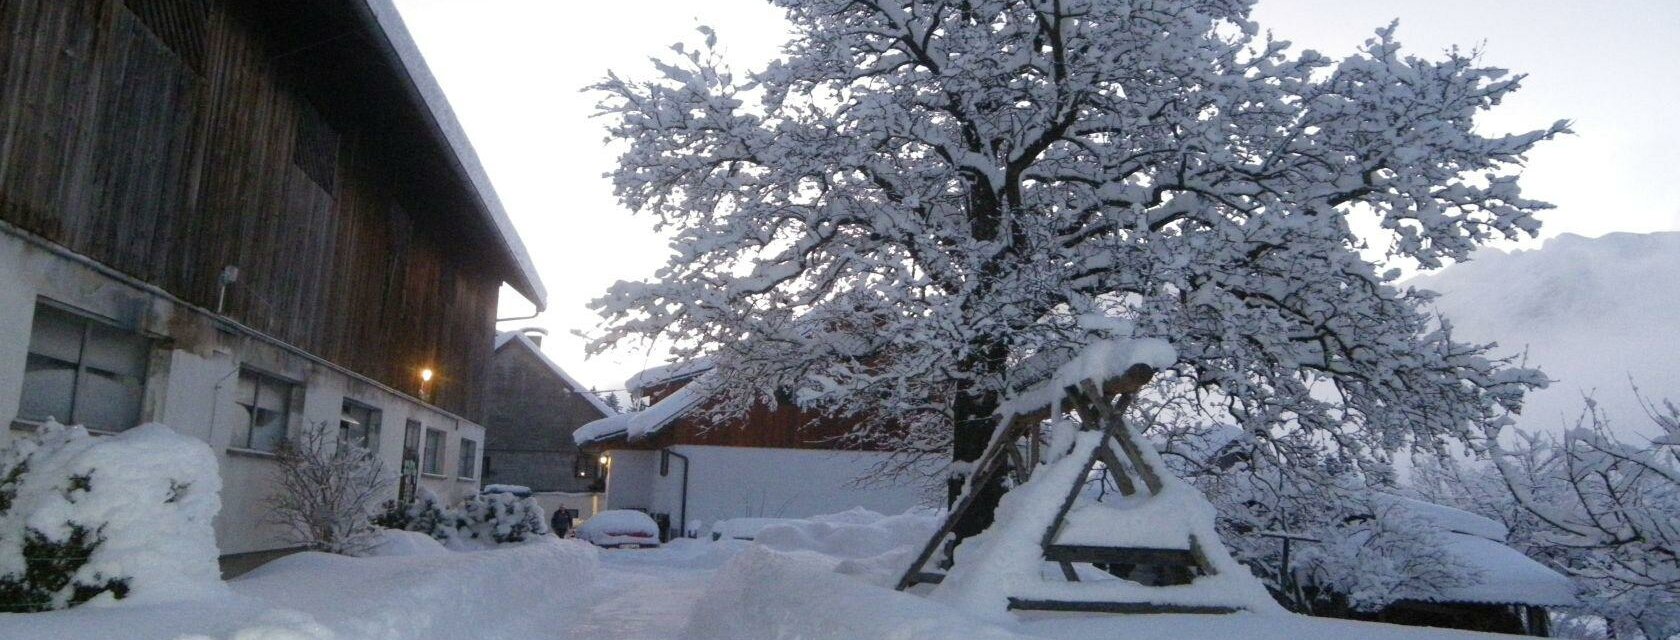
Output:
[{"xmin": 566, "ymin": 555, "xmax": 713, "ymax": 639}]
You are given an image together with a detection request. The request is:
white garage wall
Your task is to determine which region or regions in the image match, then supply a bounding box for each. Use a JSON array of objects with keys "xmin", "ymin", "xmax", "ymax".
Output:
[{"xmin": 639, "ymin": 445, "xmax": 942, "ymax": 532}]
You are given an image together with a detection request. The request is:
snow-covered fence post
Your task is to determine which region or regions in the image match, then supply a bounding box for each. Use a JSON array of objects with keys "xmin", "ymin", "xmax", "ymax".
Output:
[{"xmin": 267, "ymin": 423, "xmax": 393, "ymax": 556}]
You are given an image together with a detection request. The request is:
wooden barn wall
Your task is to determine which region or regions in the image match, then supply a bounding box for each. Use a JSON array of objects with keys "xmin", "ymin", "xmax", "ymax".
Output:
[
  {"xmin": 0, "ymin": 0, "xmax": 499, "ymax": 419},
  {"xmin": 631, "ymin": 399, "xmax": 899, "ymax": 453}
]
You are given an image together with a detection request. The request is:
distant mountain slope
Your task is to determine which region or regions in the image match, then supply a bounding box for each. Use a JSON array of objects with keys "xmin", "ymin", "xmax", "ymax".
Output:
[{"xmin": 1407, "ymin": 232, "xmax": 1680, "ymax": 437}]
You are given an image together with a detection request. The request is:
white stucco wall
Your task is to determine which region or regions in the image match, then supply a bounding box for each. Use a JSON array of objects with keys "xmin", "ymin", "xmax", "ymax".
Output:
[
  {"xmin": 0, "ymin": 228, "xmax": 487, "ymax": 556},
  {"xmin": 602, "ymin": 450, "xmax": 657, "ymax": 513},
  {"xmin": 603, "ymin": 444, "xmax": 941, "ymax": 533}
]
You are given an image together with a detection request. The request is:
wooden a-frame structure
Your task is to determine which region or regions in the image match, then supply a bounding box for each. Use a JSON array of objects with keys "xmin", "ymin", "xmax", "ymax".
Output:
[{"xmin": 895, "ymin": 362, "xmax": 1268, "ymax": 614}]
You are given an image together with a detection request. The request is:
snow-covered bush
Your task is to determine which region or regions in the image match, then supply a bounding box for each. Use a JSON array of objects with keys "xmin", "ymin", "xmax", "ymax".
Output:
[
  {"xmin": 373, "ymin": 487, "xmax": 448, "ymax": 538},
  {"xmin": 267, "ymin": 425, "xmax": 392, "ymax": 556},
  {"xmin": 379, "ymin": 488, "xmax": 548, "ymax": 549},
  {"xmin": 0, "ymin": 422, "xmax": 224, "ymax": 611},
  {"xmin": 448, "ymin": 491, "xmax": 548, "ymax": 545},
  {"xmin": 362, "ymin": 528, "xmax": 450, "ymax": 557}
]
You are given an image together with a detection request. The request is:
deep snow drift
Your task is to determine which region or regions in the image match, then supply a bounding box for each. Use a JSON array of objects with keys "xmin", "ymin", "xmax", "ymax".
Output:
[
  {"xmin": 0, "ymin": 537, "xmax": 600, "ymax": 640},
  {"xmin": 0, "ymin": 508, "xmax": 1551, "ymax": 640},
  {"xmin": 1408, "ymin": 231, "xmax": 1680, "ymax": 437}
]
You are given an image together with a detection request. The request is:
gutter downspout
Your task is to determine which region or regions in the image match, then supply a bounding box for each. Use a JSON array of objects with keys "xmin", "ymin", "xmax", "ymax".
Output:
[{"xmin": 660, "ymin": 448, "xmax": 690, "ymax": 540}]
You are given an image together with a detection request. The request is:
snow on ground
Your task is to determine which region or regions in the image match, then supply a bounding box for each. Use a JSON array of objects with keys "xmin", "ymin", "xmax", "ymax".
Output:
[
  {"xmin": 0, "ymin": 511, "xmax": 1553, "ymax": 640},
  {"xmin": 0, "ymin": 537, "xmax": 599, "ymax": 640}
]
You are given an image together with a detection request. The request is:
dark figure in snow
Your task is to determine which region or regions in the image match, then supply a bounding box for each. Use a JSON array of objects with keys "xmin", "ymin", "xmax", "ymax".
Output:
[{"xmin": 551, "ymin": 509, "xmax": 573, "ymax": 538}]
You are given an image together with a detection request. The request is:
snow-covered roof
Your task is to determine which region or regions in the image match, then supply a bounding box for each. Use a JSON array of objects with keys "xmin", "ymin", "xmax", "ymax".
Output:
[
  {"xmin": 574, "ymin": 373, "xmax": 710, "ymax": 446},
  {"xmin": 1377, "ymin": 497, "xmax": 1576, "ymax": 607},
  {"xmin": 494, "ymin": 332, "xmax": 616, "ymax": 417},
  {"xmin": 358, "ymin": 0, "xmax": 547, "ymax": 309},
  {"xmin": 1379, "ymin": 495, "xmax": 1509, "ymax": 541},
  {"xmin": 624, "ymin": 359, "xmax": 715, "ymax": 395},
  {"xmin": 1429, "ymin": 534, "xmax": 1578, "ymax": 607}
]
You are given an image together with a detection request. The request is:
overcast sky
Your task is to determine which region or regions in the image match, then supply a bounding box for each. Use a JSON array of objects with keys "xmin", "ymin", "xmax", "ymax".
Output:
[{"xmin": 394, "ymin": 0, "xmax": 1680, "ymax": 395}]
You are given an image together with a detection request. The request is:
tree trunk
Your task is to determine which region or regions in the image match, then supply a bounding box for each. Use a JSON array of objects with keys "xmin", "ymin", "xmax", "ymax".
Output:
[
  {"xmin": 947, "ymin": 336, "xmax": 1011, "ymax": 547},
  {"xmin": 947, "ymin": 169, "xmax": 1014, "ymax": 546}
]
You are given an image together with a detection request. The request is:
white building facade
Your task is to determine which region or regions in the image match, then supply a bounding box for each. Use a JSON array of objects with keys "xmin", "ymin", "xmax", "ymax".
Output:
[{"xmin": 0, "ymin": 227, "xmax": 487, "ymax": 559}]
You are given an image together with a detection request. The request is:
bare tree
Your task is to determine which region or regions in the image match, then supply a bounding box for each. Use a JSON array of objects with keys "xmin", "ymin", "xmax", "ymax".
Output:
[
  {"xmin": 267, "ymin": 424, "xmax": 393, "ymax": 556},
  {"xmin": 1489, "ymin": 392, "xmax": 1680, "ymax": 639}
]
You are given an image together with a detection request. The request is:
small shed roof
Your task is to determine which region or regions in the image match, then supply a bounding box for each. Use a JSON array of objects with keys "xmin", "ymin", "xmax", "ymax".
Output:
[
  {"xmin": 1428, "ymin": 534, "xmax": 1578, "ymax": 608},
  {"xmin": 624, "ymin": 359, "xmax": 715, "ymax": 396},
  {"xmin": 1378, "ymin": 497, "xmax": 1576, "ymax": 608},
  {"xmin": 574, "ymin": 372, "xmax": 710, "ymax": 446}
]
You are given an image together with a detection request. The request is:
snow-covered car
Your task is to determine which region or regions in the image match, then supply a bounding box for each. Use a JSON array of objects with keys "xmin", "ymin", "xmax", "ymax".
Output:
[{"xmin": 577, "ymin": 510, "xmax": 663, "ymax": 549}]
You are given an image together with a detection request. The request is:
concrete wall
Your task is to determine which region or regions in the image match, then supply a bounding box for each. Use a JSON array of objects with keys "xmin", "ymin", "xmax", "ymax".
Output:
[
  {"xmin": 0, "ymin": 228, "xmax": 486, "ymax": 555},
  {"xmin": 602, "ymin": 445, "xmax": 941, "ymax": 533}
]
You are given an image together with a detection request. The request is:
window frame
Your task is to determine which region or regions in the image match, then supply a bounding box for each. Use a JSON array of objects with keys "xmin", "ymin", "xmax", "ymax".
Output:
[
  {"xmin": 337, "ymin": 399, "xmax": 382, "ymax": 455},
  {"xmin": 18, "ymin": 301, "xmax": 154, "ymax": 433},
  {"xmin": 422, "ymin": 427, "xmax": 446, "ymax": 477},
  {"xmin": 456, "ymin": 438, "xmax": 478, "ymax": 480},
  {"xmin": 229, "ymin": 367, "xmax": 299, "ymax": 453}
]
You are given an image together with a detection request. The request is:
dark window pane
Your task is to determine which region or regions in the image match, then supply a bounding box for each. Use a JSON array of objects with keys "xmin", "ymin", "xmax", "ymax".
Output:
[
  {"xmin": 235, "ymin": 371, "xmax": 295, "ymax": 451},
  {"xmin": 27, "ymin": 307, "xmax": 85, "ymax": 363},
  {"xmin": 423, "ymin": 429, "xmax": 444, "ymax": 474},
  {"xmin": 250, "ymin": 405, "xmax": 287, "ymax": 451},
  {"xmin": 76, "ymin": 367, "xmax": 144, "ymax": 431},
  {"xmin": 84, "ymin": 323, "xmax": 149, "ymax": 378},
  {"xmin": 19, "ymin": 354, "xmax": 77, "ymax": 423},
  {"xmin": 339, "ymin": 402, "xmax": 380, "ymax": 453},
  {"xmin": 458, "ymin": 440, "xmax": 476, "ymax": 478},
  {"xmin": 25, "ymin": 304, "xmax": 152, "ymax": 431}
]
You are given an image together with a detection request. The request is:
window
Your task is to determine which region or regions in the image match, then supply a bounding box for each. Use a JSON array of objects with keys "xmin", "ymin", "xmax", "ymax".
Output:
[
  {"xmin": 231, "ymin": 369, "xmax": 296, "ymax": 452},
  {"xmin": 457, "ymin": 439, "xmax": 477, "ymax": 479},
  {"xmin": 574, "ymin": 451, "xmax": 601, "ymax": 479},
  {"xmin": 422, "ymin": 428, "xmax": 445, "ymax": 476},
  {"xmin": 338, "ymin": 401, "xmax": 381, "ymax": 454},
  {"xmin": 19, "ymin": 304, "xmax": 152, "ymax": 432}
]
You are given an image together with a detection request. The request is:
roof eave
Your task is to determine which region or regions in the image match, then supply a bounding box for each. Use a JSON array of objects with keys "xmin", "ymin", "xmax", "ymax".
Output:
[{"xmin": 353, "ymin": 0, "xmax": 548, "ymax": 310}]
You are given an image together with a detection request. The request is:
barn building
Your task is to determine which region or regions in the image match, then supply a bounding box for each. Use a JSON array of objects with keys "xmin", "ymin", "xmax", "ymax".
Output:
[
  {"xmin": 482, "ymin": 329, "xmax": 614, "ymax": 523},
  {"xmin": 573, "ymin": 360, "xmax": 938, "ymax": 538},
  {"xmin": 0, "ymin": 0, "xmax": 545, "ymax": 571}
]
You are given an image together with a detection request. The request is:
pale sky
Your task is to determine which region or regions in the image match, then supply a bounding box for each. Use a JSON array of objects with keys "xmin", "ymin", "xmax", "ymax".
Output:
[{"xmin": 394, "ymin": 0, "xmax": 1680, "ymax": 396}]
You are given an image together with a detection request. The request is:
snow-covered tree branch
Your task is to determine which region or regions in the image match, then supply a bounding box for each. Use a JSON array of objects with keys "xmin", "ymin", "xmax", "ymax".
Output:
[
  {"xmin": 1487, "ymin": 392, "xmax": 1680, "ymax": 638},
  {"xmin": 590, "ymin": 0, "xmax": 1565, "ymax": 533}
]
